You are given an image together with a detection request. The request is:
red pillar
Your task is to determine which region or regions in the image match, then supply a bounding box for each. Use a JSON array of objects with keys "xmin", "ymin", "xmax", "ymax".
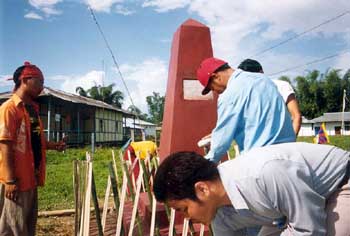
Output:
[{"xmin": 159, "ymin": 18, "xmax": 218, "ymax": 161}]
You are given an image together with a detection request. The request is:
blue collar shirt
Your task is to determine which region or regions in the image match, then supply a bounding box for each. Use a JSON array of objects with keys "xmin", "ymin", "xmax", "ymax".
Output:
[{"xmin": 205, "ymin": 70, "xmax": 296, "ymax": 162}]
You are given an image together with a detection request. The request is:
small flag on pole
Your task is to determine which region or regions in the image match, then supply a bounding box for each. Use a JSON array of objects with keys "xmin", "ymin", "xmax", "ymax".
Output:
[{"xmin": 314, "ymin": 123, "xmax": 330, "ymax": 144}]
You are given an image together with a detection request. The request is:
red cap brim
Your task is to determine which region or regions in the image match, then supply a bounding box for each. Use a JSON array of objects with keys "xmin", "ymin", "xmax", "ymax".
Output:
[{"xmin": 202, "ymin": 86, "xmax": 211, "ymax": 95}]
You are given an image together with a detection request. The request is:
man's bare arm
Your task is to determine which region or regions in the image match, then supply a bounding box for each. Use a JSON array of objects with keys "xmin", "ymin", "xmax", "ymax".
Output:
[
  {"xmin": 286, "ymin": 94, "xmax": 302, "ymax": 136},
  {"xmin": 0, "ymin": 140, "xmax": 18, "ymax": 201}
]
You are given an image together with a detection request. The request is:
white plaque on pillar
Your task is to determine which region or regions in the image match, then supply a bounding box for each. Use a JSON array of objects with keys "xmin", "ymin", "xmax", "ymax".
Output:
[{"xmin": 183, "ymin": 79, "xmax": 213, "ymax": 100}]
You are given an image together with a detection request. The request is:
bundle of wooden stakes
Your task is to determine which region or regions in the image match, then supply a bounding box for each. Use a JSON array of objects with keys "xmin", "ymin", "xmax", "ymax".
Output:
[{"xmin": 73, "ymin": 143, "xmax": 210, "ymax": 236}]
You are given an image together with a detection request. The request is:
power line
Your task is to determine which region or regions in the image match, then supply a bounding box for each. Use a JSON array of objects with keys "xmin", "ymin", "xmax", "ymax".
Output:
[
  {"xmin": 88, "ymin": 6, "xmax": 137, "ymax": 113},
  {"xmin": 267, "ymin": 49, "xmax": 350, "ymax": 76},
  {"xmin": 249, "ymin": 10, "xmax": 350, "ymax": 58}
]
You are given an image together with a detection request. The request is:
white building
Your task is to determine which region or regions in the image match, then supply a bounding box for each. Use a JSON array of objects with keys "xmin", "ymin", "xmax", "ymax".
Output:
[
  {"xmin": 312, "ymin": 112, "xmax": 350, "ymax": 136},
  {"xmin": 124, "ymin": 117, "xmax": 157, "ymax": 141},
  {"xmin": 298, "ymin": 116, "xmax": 315, "ymax": 136}
]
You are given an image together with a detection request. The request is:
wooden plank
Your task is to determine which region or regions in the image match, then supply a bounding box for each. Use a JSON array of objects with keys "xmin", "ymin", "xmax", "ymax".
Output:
[
  {"xmin": 91, "ymin": 171, "xmax": 104, "ymax": 236},
  {"xmin": 115, "ymin": 171, "xmax": 128, "ymax": 236},
  {"xmin": 102, "ymin": 176, "xmax": 111, "ymax": 231},
  {"xmin": 168, "ymin": 208, "xmax": 176, "ymax": 236},
  {"xmin": 149, "ymin": 194, "xmax": 157, "ymax": 236},
  {"xmin": 128, "ymin": 168, "xmax": 143, "ymax": 236}
]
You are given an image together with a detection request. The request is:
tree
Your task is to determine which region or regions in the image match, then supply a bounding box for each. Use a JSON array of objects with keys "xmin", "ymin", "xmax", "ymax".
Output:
[
  {"xmin": 75, "ymin": 83, "xmax": 124, "ymax": 108},
  {"xmin": 146, "ymin": 92, "xmax": 165, "ymax": 125},
  {"xmin": 341, "ymin": 69, "xmax": 350, "ymax": 109},
  {"xmin": 127, "ymin": 105, "xmax": 148, "ymax": 120},
  {"xmin": 76, "ymin": 86, "xmax": 88, "ymax": 97},
  {"xmin": 323, "ymin": 69, "xmax": 343, "ymax": 113},
  {"xmin": 295, "ymin": 70, "xmax": 324, "ymax": 119}
]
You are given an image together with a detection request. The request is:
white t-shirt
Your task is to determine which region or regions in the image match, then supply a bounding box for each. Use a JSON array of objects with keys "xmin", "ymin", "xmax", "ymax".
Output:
[{"xmin": 272, "ymin": 80, "xmax": 295, "ymax": 103}]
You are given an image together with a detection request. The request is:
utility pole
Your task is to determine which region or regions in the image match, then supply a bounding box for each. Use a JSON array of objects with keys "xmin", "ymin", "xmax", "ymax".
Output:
[{"xmin": 341, "ymin": 89, "xmax": 346, "ymax": 135}]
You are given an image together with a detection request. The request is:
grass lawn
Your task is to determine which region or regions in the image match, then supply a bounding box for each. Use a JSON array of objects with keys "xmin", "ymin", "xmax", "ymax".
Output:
[
  {"xmin": 39, "ymin": 135, "xmax": 350, "ymax": 211},
  {"xmin": 38, "ymin": 147, "xmax": 123, "ymax": 211}
]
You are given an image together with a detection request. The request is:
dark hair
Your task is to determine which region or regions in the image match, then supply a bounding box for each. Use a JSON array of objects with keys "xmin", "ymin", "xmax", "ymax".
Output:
[
  {"xmin": 238, "ymin": 59, "xmax": 263, "ymax": 73},
  {"xmin": 153, "ymin": 151, "xmax": 219, "ymax": 202},
  {"xmin": 12, "ymin": 65, "xmax": 26, "ymax": 91},
  {"xmin": 214, "ymin": 63, "xmax": 231, "ymax": 73}
]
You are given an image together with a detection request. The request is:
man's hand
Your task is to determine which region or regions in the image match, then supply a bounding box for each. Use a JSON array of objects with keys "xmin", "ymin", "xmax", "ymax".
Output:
[
  {"xmin": 198, "ymin": 135, "xmax": 211, "ymax": 148},
  {"xmin": 201, "ymin": 133, "xmax": 211, "ymax": 140},
  {"xmin": 5, "ymin": 182, "xmax": 18, "ymax": 202}
]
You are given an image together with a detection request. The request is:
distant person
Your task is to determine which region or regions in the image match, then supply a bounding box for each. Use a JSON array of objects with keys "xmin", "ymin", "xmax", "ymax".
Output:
[
  {"xmin": 0, "ymin": 62, "xmax": 66, "ymax": 236},
  {"xmin": 123, "ymin": 140, "xmax": 158, "ymax": 179},
  {"xmin": 196, "ymin": 57, "xmax": 295, "ymax": 163},
  {"xmin": 154, "ymin": 142, "xmax": 350, "ymax": 236},
  {"xmin": 238, "ymin": 59, "xmax": 302, "ymax": 135}
]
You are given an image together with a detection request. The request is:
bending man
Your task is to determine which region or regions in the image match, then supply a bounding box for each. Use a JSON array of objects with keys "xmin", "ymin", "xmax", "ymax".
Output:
[
  {"xmin": 197, "ymin": 57, "xmax": 295, "ymax": 162},
  {"xmin": 154, "ymin": 142, "xmax": 350, "ymax": 236}
]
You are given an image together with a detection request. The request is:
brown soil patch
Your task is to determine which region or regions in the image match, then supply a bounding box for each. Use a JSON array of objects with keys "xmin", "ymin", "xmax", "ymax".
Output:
[{"xmin": 37, "ymin": 215, "xmax": 75, "ymax": 236}]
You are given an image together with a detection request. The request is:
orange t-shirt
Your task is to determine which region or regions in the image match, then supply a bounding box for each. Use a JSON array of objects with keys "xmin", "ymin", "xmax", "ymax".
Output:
[{"xmin": 0, "ymin": 94, "xmax": 46, "ymax": 191}]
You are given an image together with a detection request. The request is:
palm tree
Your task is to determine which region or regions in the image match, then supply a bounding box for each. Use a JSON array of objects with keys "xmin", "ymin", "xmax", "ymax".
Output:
[
  {"xmin": 75, "ymin": 83, "xmax": 124, "ymax": 108},
  {"xmin": 76, "ymin": 86, "xmax": 88, "ymax": 97},
  {"xmin": 127, "ymin": 105, "xmax": 148, "ymax": 120}
]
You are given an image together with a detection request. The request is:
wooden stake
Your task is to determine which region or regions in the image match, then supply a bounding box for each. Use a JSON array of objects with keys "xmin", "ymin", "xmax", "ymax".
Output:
[
  {"xmin": 128, "ymin": 168, "xmax": 144, "ymax": 236},
  {"xmin": 108, "ymin": 162, "xmax": 124, "ymax": 235},
  {"xmin": 150, "ymin": 194, "xmax": 157, "ymax": 236},
  {"xmin": 121, "ymin": 161, "xmax": 143, "ymax": 236},
  {"xmin": 82, "ymin": 156, "xmax": 92, "ymax": 236},
  {"xmin": 199, "ymin": 224, "xmax": 205, "ymax": 236},
  {"xmin": 91, "ymin": 171, "xmax": 104, "ymax": 236},
  {"xmin": 115, "ymin": 171, "xmax": 128, "ymax": 236},
  {"xmin": 102, "ymin": 176, "xmax": 111, "ymax": 231},
  {"xmin": 73, "ymin": 160, "xmax": 80, "ymax": 236},
  {"xmin": 168, "ymin": 208, "xmax": 176, "ymax": 236},
  {"xmin": 182, "ymin": 218, "xmax": 189, "ymax": 236}
]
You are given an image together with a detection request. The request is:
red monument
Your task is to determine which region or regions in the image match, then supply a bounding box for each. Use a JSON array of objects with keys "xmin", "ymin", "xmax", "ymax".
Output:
[
  {"xmin": 159, "ymin": 18, "xmax": 218, "ymax": 160},
  {"xmin": 121, "ymin": 19, "xmax": 217, "ymax": 236}
]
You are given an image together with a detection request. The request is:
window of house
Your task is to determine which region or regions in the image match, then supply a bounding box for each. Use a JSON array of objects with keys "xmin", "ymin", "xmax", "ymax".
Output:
[{"xmin": 99, "ymin": 119, "xmax": 103, "ymax": 132}]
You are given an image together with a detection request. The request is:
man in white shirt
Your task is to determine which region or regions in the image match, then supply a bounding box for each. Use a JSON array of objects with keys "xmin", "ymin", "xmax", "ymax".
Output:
[
  {"xmin": 238, "ymin": 59, "xmax": 302, "ymax": 135},
  {"xmin": 153, "ymin": 142, "xmax": 350, "ymax": 236}
]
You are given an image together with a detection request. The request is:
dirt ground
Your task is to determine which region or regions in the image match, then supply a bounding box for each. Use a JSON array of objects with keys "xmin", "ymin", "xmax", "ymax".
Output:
[{"xmin": 37, "ymin": 215, "xmax": 75, "ymax": 236}]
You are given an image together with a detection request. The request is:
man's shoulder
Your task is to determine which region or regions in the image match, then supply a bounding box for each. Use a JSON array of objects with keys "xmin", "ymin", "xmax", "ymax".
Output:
[
  {"xmin": 0, "ymin": 97, "xmax": 16, "ymax": 111},
  {"xmin": 272, "ymin": 79, "xmax": 294, "ymax": 92},
  {"xmin": 0, "ymin": 96, "xmax": 24, "ymax": 119}
]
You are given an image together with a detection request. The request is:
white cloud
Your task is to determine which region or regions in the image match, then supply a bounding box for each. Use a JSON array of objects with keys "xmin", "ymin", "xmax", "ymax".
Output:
[
  {"xmin": 24, "ymin": 12, "xmax": 43, "ymax": 20},
  {"xmin": 144, "ymin": 0, "xmax": 350, "ymax": 73},
  {"xmin": 0, "ymin": 75, "xmax": 13, "ymax": 88},
  {"xmin": 28, "ymin": 0, "xmax": 62, "ymax": 17},
  {"xmin": 116, "ymin": 58, "xmax": 168, "ymax": 112},
  {"xmin": 40, "ymin": 6, "xmax": 61, "ymax": 15},
  {"xmin": 85, "ymin": 0, "xmax": 124, "ymax": 12},
  {"xmin": 114, "ymin": 4, "xmax": 135, "ymax": 15},
  {"xmin": 48, "ymin": 59, "xmax": 167, "ymax": 113},
  {"xmin": 58, "ymin": 70, "xmax": 105, "ymax": 94},
  {"xmin": 142, "ymin": 0, "xmax": 190, "ymax": 12},
  {"xmin": 0, "ymin": 75, "xmax": 14, "ymax": 93}
]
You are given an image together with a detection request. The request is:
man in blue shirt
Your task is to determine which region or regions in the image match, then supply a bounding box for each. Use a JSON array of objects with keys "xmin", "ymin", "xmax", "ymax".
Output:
[{"xmin": 196, "ymin": 57, "xmax": 295, "ymax": 162}]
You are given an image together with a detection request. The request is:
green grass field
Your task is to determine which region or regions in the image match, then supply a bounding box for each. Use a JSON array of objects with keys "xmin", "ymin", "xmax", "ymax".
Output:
[
  {"xmin": 39, "ymin": 136, "xmax": 350, "ymax": 211},
  {"xmin": 38, "ymin": 147, "xmax": 123, "ymax": 211}
]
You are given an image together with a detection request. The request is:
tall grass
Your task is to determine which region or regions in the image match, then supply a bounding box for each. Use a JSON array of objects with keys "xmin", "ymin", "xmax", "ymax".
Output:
[{"xmin": 38, "ymin": 147, "xmax": 123, "ymax": 211}]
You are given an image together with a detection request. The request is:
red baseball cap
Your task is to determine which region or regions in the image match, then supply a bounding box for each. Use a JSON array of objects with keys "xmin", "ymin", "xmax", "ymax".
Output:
[{"xmin": 196, "ymin": 57, "xmax": 227, "ymax": 95}]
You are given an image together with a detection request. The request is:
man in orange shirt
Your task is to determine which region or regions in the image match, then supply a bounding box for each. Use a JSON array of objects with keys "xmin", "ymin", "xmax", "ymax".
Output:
[{"xmin": 0, "ymin": 62, "xmax": 66, "ymax": 236}]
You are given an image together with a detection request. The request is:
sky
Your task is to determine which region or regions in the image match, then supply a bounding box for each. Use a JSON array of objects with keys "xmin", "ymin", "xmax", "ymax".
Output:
[{"xmin": 1, "ymin": 0, "xmax": 350, "ymax": 113}]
